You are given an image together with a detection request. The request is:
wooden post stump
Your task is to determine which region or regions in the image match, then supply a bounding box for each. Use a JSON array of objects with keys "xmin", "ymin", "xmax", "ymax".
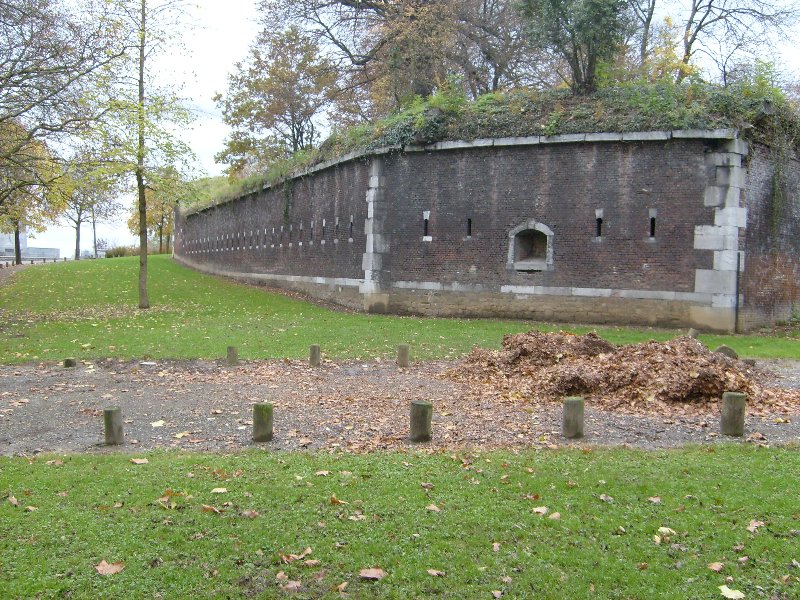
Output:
[
  {"xmin": 63, "ymin": 358, "xmax": 77, "ymax": 368},
  {"xmin": 309, "ymin": 344, "xmax": 321, "ymax": 367},
  {"xmin": 721, "ymin": 391, "xmax": 746, "ymax": 437},
  {"xmin": 397, "ymin": 344, "xmax": 411, "ymax": 368},
  {"xmin": 226, "ymin": 346, "xmax": 238, "ymax": 366},
  {"xmin": 252, "ymin": 403, "xmax": 274, "ymax": 442},
  {"xmin": 409, "ymin": 400, "xmax": 432, "ymax": 442},
  {"xmin": 562, "ymin": 396, "xmax": 585, "ymax": 439},
  {"xmin": 104, "ymin": 407, "xmax": 124, "ymax": 445}
]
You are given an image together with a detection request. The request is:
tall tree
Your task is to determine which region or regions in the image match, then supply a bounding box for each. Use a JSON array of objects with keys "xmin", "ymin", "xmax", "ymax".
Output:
[
  {"xmin": 260, "ymin": 0, "xmax": 543, "ymax": 117},
  {"xmin": 98, "ymin": 0, "xmax": 194, "ymax": 308},
  {"xmin": 216, "ymin": 27, "xmax": 337, "ymax": 176},
  {"xmin": 523, "ymin": 0, "xmax": 631, "ymax": 94}
]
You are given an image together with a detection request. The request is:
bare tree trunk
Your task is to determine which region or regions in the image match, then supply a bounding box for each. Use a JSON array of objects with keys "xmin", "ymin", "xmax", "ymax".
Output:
[
  {"xmin": 91, "ymin": 205, "xmax": 98, "ymax": 258},
  {"xmin": 75, "ymin": 222, "xmax": 81, "ymax": 260},
  {"xmin": 136, "ymin": 0, "xmax": 149, "ymax": 309},
  {"xmin": 13, "ymin": 223, "xmax": 21, "ymax": 265}
]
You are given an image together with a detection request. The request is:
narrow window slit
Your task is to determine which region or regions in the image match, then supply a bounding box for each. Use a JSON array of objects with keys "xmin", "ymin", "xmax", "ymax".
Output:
[
  {"xmin": 596, "ymin": 217, "xmax": 603, "ymax": 237},
  {"xmin": 467, "ymin": 218, "xmax": 472, "ymax": 237},
  {"xmin": 649, "ymin": 217, "xmax": 656, "ymax": 238}
]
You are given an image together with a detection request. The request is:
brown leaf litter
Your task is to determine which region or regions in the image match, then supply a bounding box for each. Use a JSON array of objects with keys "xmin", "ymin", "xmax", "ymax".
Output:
[{"xmin": 447, "ymin": 331, "xmax": 800, "ymax": 417}]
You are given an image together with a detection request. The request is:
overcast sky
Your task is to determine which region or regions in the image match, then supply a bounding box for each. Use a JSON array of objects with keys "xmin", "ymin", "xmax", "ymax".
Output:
[{"xmin": 30, "ymin": 1, "xmax": 800, "ymax": 258}]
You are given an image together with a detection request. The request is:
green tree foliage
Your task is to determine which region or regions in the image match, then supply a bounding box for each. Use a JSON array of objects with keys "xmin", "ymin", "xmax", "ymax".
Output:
[
  {"xmin": 522, "ymin": 0, "xmax": 631, "ymax": 94},
  {"xmin": 0, "ymin": 0, "xmax": 123, "ymax": 211},
  {"xmin": 0, "ymin": 122, "xmax": 63, "ymax": 263},
  {"xmin": 216, "ymin": 26, "xmax": 337, "ymax": 177},
  {"xmin": 57, "ymin": 155, "xmax": 122, "ymax": 260},
  {"xmin": 126, "ymin": 167, "xmax": 189, "ymax": 254}
]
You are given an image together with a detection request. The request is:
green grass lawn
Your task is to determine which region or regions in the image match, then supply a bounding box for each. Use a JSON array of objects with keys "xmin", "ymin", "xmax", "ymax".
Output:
[
  {"xmin": 1, "ymin": 446, "xmax": 798, "ymax": 598},
  {"xmin": 1, "ymin": 255, "xmax": 798, "ymax": 364}
]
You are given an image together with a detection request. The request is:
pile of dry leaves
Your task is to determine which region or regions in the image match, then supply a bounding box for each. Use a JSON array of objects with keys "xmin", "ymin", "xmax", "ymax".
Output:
[{"xmin": 448, "ymin": 331, "xmax": 799, "ymax": 416}]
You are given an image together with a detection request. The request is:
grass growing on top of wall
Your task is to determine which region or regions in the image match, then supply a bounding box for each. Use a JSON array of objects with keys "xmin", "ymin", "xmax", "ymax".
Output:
[
  {"xmin": 197, "ymin": 79, "xmax": 800, "ymax": 209},
  {"xmin": 0, "ymin": 256, "xmax": 798, "ymax": 364}
]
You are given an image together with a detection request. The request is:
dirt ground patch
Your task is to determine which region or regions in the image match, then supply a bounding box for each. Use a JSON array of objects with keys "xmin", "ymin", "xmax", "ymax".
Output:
[{"xmin": 1, "ymin": 354, "xmax": 799, "ymax": 456}]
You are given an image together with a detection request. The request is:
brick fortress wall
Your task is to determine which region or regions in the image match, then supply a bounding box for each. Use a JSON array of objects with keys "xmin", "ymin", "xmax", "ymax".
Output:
[{"xmin": 174, "ymin": 131, "xmax": 798, "ymax": 332}]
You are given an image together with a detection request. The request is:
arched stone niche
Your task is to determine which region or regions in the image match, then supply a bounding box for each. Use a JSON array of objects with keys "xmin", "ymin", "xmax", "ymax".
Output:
[{"xmin": 507, "ymin": 220, "xmax": 554, "ymax": 272}]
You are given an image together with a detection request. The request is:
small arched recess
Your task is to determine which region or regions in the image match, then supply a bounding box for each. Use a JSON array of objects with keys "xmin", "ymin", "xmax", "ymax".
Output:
[{"xmin": 507, "ymin": 219, "xmax": 554, "ymax": 272}]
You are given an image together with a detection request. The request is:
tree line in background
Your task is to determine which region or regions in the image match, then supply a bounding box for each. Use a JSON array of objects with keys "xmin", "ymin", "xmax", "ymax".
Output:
[{"xmin": 217, "ymin": 0, "xmax": 799, "ymax": 177}]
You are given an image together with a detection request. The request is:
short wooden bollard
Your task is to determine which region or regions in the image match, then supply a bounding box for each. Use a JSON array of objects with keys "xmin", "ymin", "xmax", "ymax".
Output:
[
  {"xmin": 397, "ymin": 344, "xmax": 411, "ymax": 368},
  {"xmin": 309, "ymin": 344, "xmax": 321, "ymax": 367},
  {"xmin": 252, "ymin": 403, "xmax": 274, "ymax": 442},
  {"xmin": 104, "ymin": 407, "xmax": 124, "ymax": 445},
  {"xmin": 409, "ymin": 400, "xmax": 432, "ymax": 442},
  {"xmin": 226, "ymin": 346, "xmax": 238, "ymax": 366},
  {"xmin": 721, "ymin": 391, "xmax": 746, "ymax": 437},
  {"xmin": 562, "ymin": 396, "xmax": 585, "ymax": 439}
]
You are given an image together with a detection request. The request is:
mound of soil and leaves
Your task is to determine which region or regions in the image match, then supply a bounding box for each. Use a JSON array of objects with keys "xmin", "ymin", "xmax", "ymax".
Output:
[{"xmin": 449, "ymin": 331, "xmax": 797, "ymax": 416}]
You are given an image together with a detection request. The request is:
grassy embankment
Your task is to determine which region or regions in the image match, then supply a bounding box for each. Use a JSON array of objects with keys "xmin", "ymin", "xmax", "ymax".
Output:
[{"xmin": 1, "ymin": 255, "xmax": 798, "ymax": 364}]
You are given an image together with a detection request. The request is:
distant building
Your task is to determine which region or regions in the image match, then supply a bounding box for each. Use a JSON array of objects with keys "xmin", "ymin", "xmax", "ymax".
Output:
[{"xmin": 0, "ymin": 229, "xmax": 60, "ymax": 260}]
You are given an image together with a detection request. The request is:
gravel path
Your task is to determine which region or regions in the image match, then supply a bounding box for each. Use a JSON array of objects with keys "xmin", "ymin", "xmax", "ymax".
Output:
[{"xmin": 1, "ymin": 357, "xmax": 798, "ymax": 456}]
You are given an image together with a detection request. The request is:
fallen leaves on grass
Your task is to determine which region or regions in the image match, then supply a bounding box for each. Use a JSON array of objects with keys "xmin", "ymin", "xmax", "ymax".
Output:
[
  {"xmin": 708, "ymin": 562, "xmax": 725, "ymax": 572},
  {"xmin": 130, "ymin": 458, "xmax": 148, "ymax": 465},
  {"xmin": 427, "ymin": 569, "xmax": 446, "ymax": 577},
  {"xmin": 747, "ymin": 520, "xmax": 765, "ymax": 533},
  {"xmin": 426, "ymin": 503, "xmax": 441, "ymax": 512},
  {"xmin": 532, "ymin": 506, "xmax": 548, "ymax": 515},
  {"xmin": 330, "ymin": 494, "xmax": 348, "ymax": 505},
  {"xmin": 281, "ymin": 548, "xmax": 313, "ymax": 564},
  {"xmin": 280, "ymin": 580, "xmax": 303, "ymax": 591},
  {"xmin": 210, "ymin": 487, "xmax": 227, "ymax": 494},
  {"xmin": 359, "ymin": 568, "xmax": 386, "ymax": 580},
  {"xmin": 95, "ymin": 560, "xmax": 124, "ymax": 575},
  {"xmin": 719, "ymin": 585, "xmax": 745, "ymax": 599}
]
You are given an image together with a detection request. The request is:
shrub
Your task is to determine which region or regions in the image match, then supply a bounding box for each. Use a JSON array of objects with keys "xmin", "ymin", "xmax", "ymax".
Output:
[{"xmin": 105, "ymin": 246, "xmax": 136, "ymax": 258}]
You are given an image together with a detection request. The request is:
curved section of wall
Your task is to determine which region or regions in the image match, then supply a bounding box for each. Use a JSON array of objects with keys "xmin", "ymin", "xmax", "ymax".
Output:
[{"xmin": 175, "ymin": 130, "xmax": 797, "ymax": 332}]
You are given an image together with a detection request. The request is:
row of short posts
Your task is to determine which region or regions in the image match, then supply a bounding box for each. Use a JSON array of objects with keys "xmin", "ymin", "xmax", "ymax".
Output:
[
  {"xmin": 93, "ymin": 342, "xmax": 747, "ymax": 445},
  {"xmin": 99, "ymin": 343, "xmax": 417, "ymax": 445},
  {"xmin": 102, "ymin": 393, "xmax": 747, "ymax": 447},
  {"xmin": 101, "ymin": 400, "xmax": 431, "ymax": 446},
  {"xmin": 223, "ymin": 343, "xmax": 413, "ymax": 368},
  {"xmin": 561, "ymin": 392, "xmax": 749, "ymax": 439},
  {"xmin": 0, "ymin": 258, "xmax": 65, "ymax": 268}
]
